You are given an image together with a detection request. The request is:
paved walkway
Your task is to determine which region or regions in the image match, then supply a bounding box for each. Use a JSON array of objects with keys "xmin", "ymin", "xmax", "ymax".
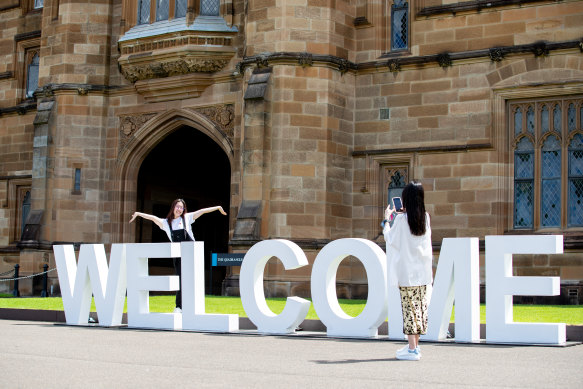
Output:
[{"xmin": 1, "ymin": 319, "xmax": 582, "ymax": 388}]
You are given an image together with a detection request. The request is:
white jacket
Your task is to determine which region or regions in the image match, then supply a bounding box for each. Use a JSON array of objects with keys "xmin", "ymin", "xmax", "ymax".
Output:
[{"xmin": 383, "ymin": 212, "xmax": 433, "ymax": 287}]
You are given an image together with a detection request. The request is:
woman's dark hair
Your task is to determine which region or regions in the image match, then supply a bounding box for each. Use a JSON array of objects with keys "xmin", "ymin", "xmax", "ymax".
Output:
[
  {"xmin": 402, "ymin": 182, "xmax": 427, "ymax": 236},
  {"xmin": 166, "ymin": 198, "xmax": 187, "ymax": 227}
]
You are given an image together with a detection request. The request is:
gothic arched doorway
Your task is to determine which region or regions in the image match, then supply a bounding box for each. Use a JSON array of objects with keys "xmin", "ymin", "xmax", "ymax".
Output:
[{"xmin": 134, "ymin": 125, "xmax": 230, "ymax": 295}]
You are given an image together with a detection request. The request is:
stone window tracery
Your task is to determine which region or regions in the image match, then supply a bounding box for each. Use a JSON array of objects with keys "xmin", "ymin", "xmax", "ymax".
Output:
[{"xmin": 510, "ymin": 97, "xmax": 583, "ymax": 230}]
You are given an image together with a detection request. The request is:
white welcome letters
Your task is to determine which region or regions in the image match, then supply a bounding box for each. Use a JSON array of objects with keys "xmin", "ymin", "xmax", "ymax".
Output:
[{"xmin": 53, "ymin": 235, "xmax": 566, "ymax": 345}]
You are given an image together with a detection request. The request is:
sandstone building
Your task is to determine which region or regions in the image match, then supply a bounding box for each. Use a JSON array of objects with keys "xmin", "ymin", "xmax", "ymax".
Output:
[{"xmin": 0, "ymin": 0, "xmax": 582, "ymax": 303}]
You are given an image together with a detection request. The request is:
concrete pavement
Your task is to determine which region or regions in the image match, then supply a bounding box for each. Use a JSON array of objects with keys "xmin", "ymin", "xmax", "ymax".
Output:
[{"xmin": 1, "ymin": 319, "xmax": 582, "ymax": 388}]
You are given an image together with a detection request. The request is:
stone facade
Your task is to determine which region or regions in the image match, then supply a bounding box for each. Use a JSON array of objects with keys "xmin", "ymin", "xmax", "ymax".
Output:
[{"xmin": 0, "ymin": 0, "xmax": 582, "ymax": 303}]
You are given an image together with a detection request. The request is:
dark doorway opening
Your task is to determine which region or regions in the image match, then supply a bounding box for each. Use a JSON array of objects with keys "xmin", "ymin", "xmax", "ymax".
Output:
[{"xmin": 135, "ymin": 126, "xmax": 230, "ymax": 295}]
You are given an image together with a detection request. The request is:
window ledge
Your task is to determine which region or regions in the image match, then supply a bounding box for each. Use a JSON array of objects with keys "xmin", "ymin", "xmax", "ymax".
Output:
[{"xmin": 119, "ymin": 16, "xmax": 237, "ymax": 43}]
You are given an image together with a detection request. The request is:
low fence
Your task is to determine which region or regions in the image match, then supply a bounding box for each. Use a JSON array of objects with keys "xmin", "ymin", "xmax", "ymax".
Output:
[{"xmin": 0, "ymin": 264, "xmax": 56, "ymax": 297}]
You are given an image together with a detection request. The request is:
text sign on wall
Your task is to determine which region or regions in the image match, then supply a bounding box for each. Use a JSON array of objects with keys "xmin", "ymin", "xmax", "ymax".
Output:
[
  {"xmin": 53, "ymin": 235, "xmax": 566, "ymax": 345},
  {"xmin": 212, "ymin": 253, "xmax": 245, "ymax": 266}
]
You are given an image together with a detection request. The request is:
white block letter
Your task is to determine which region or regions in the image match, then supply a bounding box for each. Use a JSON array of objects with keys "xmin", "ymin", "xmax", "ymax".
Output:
[
  {"xmin": 311, "ymin": 239, "xmax": 387, "ymax": 338},
  {"xmin": 54, "ymin": 244, "xmax": 127, "ymax": 326},
  {"xmin": 423, "ymin": 238, "xmax": 480, "ymax": 342},
  {"xmin": 181, "ymin": 241, "xmax": 238, "ymax": 332},
  {"xmin": 387, "ymin": 283, "xmax": 405, "ymax": 340},
  {"xmin": 485, "ymin": 235, "xmax": 565, "ymax": 344},
  {"xmin": 126, "ymin": 243, "xmax": 181, "ymax": 330},
  {"xmin": 240, "ymin": 240, "xmax": 310, "ymax": 334}
]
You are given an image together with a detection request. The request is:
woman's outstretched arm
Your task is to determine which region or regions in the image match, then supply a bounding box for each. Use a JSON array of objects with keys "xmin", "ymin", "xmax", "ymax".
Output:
[
  {"xmin": 129, "ymin": 211, "xmax": 164, "ymax": 229},
  {"xmin": 188, "ymin": 206, "xmax": 227, "ymax": 221}
]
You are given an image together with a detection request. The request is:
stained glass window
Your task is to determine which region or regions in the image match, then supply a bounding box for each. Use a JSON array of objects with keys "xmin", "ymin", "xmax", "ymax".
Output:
[
  {"xmin": 511, "ymin": 97, "xmax": 583, "ymax": 230},
  {"xmin": 567, "ymin": 104, "xmax": 576, "ymax": 132},
  {"xmin": 391, "ymin": 1, "xmax": 408, "ymax": 51},
  {"xmin": 527, "ymin": 106, "xmax": 535, "ymax": 135},
  {"xmin": 138, "ymin": 0, "xmax": 150, "ymax": 24},
  {"xmin": 541, "ymin": 105, "xmax": 549, "ymax": 133},
  {"xmin": 74, "ymin": 168, "xmax": 82, "ymax": 192},
  {"xmin": 175, "ymin": 0, "xmax": 187, "ymax": 18},
  {"xmin": 137, "ymin": 0, "xmax": 215, "ymax": 24},
  {"xmin": 514, "ymin": 107, "xmax": 523, "ymax": 136},
  {"xmin": 568, "ymin": 134, "xmax": 583, "ymax": 227},
  {"xmin": 21, "ymin": 191, "xmax": 30, "ymax": 236},
  {"xmin": 514, "ymin": 137, "xmax": 534, "ymax": 228},
  {"xmin": 201, "ymin": 0, "xmax": 220, "ymax": 16},
  {"xmin": 553, "ymin": 104, "xmax": 562, "ymax": 133},
  {"xmin": 156, "ymin": 0, "xmax": 169, "ymax": 21},
  {"xmin": 386, "ymin": 168, "xmax": 407, "ymax": 206},
  {"xmin": 26, "ymin": 52, "xmax": 39, "ymax": 99},
  {"xmin": 541, "ymin": 136, "xmax": 561, "ymax": 227}
]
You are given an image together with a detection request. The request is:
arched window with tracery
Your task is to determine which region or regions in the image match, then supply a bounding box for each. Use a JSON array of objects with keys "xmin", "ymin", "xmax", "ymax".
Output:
[{"xmin": 510, "ymin": 97, "xmax": 583, "ymax": 230}]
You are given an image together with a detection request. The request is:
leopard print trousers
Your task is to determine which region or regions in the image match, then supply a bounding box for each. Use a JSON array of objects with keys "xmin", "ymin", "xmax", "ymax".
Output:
[{"xmin": 399, "ymin": 285, "xmax": 429, "ymax": 335}]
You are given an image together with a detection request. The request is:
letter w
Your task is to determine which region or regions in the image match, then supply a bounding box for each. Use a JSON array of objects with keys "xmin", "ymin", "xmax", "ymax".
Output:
[{"xmin": 53, "ymin": 244, "xmax": 126, "ymax": 326}]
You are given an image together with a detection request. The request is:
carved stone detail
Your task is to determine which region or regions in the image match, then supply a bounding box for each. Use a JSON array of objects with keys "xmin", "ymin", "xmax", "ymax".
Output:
[
  {"xmin": 190, "ymin": 104, "xmax": 235, "ymax": 138},
  {"xmin": 298, "ymin": 53, "xmax": 313, "ymax": 68},
  {"xmin": 235, "ymin": 61, "xmax": 244, "ymax": 76},
  {"xmin": 117, "ymin": 106, "xmax": 234, "ymax": 155},
  {"xmin": 437, "ymin": 52, "xmax": 452, "ymax": 68},
  {"xmin": 387, "ymin": 59, "xmax": 401, "ymax": 73},
  {"xmin": 532, "ymin": 41, "xmax": 549, "ymax": 57},
  {"xmin": 38, "ymin": 85, "xmax": 54, "ymax": 98},
  {"xmin": 118, "ymin": 113, "xmax": 157, "ymax": 151},
  {"xmin": 255, "ymin": 55, "xmax": 269, "ymax": 68},
  {"xmin": 488, "ymin": 48, "xmax": 505, "ymax": 62},
  {"xmin": 120, "ymin": 35, "xmax": 233, "ymax": 56},
  {"xmin": 338, "ymin": 59, "xmax": 350, "ymax": 74},
  {"xmin": 121, "ymin": 58, "xmax": 230, "ymax": 83}
]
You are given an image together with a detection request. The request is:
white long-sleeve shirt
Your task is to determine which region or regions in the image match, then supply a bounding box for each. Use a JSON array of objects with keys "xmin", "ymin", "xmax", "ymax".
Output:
[
  {"xmin": 152, "ymin": 213, "xmax": 196, "ymax": 242},
  {"xmin": 383, "ymin": 212, "xmax": 433, "ymax": 287}
]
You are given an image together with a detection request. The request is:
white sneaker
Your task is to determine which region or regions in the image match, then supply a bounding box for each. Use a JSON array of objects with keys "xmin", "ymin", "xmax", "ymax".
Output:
[
  {"xmin": 395, "ymin": 345, "xmax": 410, "ymax": 357},
  {"xmin": 396, "ymin": 347, "xmax": 421, "ymax": 361},
  {"xmin": 173, "ymin": 307, "xmax": 182, "ymax": 313}
]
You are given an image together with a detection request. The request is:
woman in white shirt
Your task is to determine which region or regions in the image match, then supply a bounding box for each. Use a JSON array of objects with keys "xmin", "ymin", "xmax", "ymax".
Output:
[
  {"xmin": 383, "ymin": 182, "xmax": 432, "ymax": 361},
  {"xmin": 130, "ymin": 199, "xmax": 227, "ymax": 312}
]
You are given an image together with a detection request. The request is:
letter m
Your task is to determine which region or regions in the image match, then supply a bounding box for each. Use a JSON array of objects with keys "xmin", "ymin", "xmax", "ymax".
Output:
[{"xmin": 53, "ymin": 244, "xmax": 126, "ymax": 326}]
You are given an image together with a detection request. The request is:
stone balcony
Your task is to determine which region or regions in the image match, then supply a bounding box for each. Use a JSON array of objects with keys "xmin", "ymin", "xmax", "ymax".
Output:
[{"xmin": 117, "ymin": 16, "xmax": 238, "ymax": 102}]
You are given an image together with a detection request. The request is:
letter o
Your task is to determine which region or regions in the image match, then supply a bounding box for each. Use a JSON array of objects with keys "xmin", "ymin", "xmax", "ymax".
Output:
[{"xmin": 310, "ymin": 238, "xmax": 388, "ymax": 338}]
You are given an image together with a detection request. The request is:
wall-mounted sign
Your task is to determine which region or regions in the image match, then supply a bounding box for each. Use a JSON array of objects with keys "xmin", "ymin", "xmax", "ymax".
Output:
[{"xmin": 212, "ymin": 253, "xmax": 244, "ymax": 266}]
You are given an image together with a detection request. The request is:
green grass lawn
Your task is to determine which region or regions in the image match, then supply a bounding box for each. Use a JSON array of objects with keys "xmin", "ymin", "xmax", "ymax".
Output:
[{"xmin": 0, "ymin": 295, "xmax": 581, "ymax": 324}]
